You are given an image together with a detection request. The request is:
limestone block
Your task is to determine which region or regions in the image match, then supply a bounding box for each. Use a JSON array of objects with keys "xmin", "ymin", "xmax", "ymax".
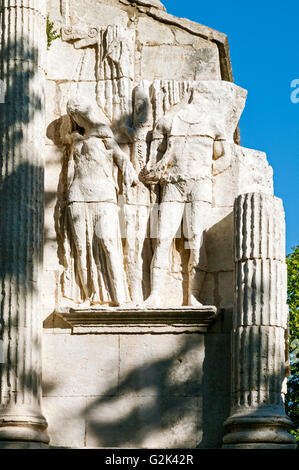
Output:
[
  {"xmin": 44, "ymin": 156, "xmax": 62, "ymax": 202},
  {"xmin": 119, "ymin": 334, "xmax": 205, "ymax": 397},
  {"xmin": 198, "ymin": 333, "xmax": 231, "ymax": 448},
  {"xmin": 43, "ymin": 396, "xmax": 86, "ymax": 448},
  {"xmin": 200, "ymin": 272, "xmax": 216, "ymax": 307},
  {"xmin": 42, "ymin": 334, "xmax": 119, "ymax": 397},
  {"xmin": 137, "ymin": 16, "xmax": 174, "ymax": 45},
  {"xmin": 45, "ymin": 80, "xmax": 60, "ymax": 144},
  {"xmin": 141, "ymin": 45, "xmax": 221, "ymax": 81},
  {"xmin": 214, "ymin": 145, "xmax": 274, "ymax": 208},
  {"xmin": 41, "ymin": 270, "xmax": 58, "ymax": 320},
  {"xmin": 47, "ymin": 0, "xmax": 64, "ymax": 25},
  {"xmin": 43, "ymin": 240, "xmax": 60, "ymax": 272},
  {"xmin": 85, "ymin": 394, "xmax": 202, "ymax": 448},
  {"xmin": 236, "ymin": 147, "xmax": 274, "ymax": 197},
  {"xmin": 205, "ymin": 207, "xmax": 234, "ymax": 272},
  {"xmin": 68, "ymin": 0, "xmax": 129, "ymax": 28},
  {"xmin": 46, "ymin": 39, "xmax": 97, "ymax": 81},
  {"xmin": 218, "ymin": 271, "xmax": 234, "ymax": 309}
]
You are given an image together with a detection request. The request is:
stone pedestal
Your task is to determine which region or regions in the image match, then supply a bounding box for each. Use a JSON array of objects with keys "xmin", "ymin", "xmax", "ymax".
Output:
[
  {"xmin": 0, "ymin": 1, "xmax": 49, "ymax": 445},
  {"xmin": 222, "ymin": 193, "xmax": 296, "ymax": 448}
]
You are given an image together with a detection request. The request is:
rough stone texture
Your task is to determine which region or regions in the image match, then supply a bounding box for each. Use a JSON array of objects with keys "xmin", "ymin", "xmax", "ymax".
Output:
[
  {"xmin": 0, "ymin": 0, "xmax": 49, "ymax": 445},
  {"xmin": 140, "ymin": 45, "xmax": 220, "ymax": 81}
]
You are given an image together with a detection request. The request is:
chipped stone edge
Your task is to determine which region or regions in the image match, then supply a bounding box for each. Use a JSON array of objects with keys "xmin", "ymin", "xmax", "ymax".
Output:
[
  {"xmin": 55, "ymin": 306, "xmax": 218, "ymax": 334},
  {"xmin": 133, "ymin": 5, "xmax": 233, "ymax": 82}
]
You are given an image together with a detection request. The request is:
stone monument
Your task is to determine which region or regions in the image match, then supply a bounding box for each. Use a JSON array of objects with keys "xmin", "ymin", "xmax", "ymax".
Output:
[{"xmin": 0, "ymin": 0, "xmax": 295, "ymax": 448}]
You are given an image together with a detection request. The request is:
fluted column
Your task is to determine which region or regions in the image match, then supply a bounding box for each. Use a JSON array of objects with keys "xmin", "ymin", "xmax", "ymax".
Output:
[
  {"xmin": 0, "ymin": 1, "xmax": 49, "ymax": 445},
  {"xmin": 223, "ymin": 192, "xmax": 296, "ymax": 448}
]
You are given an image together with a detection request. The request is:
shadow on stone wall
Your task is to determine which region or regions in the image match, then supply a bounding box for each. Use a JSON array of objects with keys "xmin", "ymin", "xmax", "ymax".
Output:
[
  {"xmin": 42, "ymin": 319, "xmax": 232, "ymax": 448},
  {"xmin": 83, "ymin": 329, "xmax": 231, "ymax": 448},
  {"xmin": 0, "ymin": 37, "xmax": 45, "ymax": 404}
]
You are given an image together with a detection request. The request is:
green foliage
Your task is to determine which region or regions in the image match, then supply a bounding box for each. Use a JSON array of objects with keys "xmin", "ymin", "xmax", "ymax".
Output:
[
  {"xmin": 285, "ymin": 245, "xmax": 299, "ymax": 447},
  {"xmin": 46, "ymin": 15, "xmax": 60, "ymax": 50}
]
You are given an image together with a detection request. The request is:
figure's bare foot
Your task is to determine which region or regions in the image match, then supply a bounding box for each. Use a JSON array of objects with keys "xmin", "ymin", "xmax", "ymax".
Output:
[
  {"xmin": 188, "ymin": 295, "xmax": 203, "ymax": 307},
  {"xmin": 142, "ymin": 294, "xmax": 161, "ymax": 309}
]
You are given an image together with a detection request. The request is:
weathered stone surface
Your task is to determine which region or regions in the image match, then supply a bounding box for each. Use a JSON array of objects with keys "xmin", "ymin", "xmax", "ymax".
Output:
[
  {"xmin": 218, "ymin": 271, "xmax": 234, "ymax": 309},
  {"xmin": 141, "ymin": 45, "xmax": 221, "ymax": 81},
  {"xmin": 68, "ymin": 0, "xmax": 129, "ymax": 28},
  {"xmin": 42, "ymin": 396, "xmax": 86, "ymax": 448},
  {"xmin": 42, "ymin": 334, "xmax": 119, "ymax": 397},
  {"xmin": 235, "ymin": 193, "xmax": 285, "ymax": 263},
  {"xmin": 127, "ymin": 0, "xmax": 166, "ymax": 11},
  {"xmin": 58, "ymin": 307, "xmax": 218, "ymax": 334},
  {"xmin": 223, "ymin": 193, "xmax": 295, "ymax": 449},
  {"xmin": 119, "ymin": 334, "xmax": 205, "ymax": 396},
  {"xmin": 46, "ymin": 40, "xmax": 97, "ymax": 81},
  {"xmin": 85, "ymin": 394, "xmax": 202, "ymax": 448},
  {"xmin": 213, "ymin": 145, "xmax": 274, "ymax": 207},
  {"xmin": 205, "ymin": 207, "xmax": 234, "ymax": 272},
  {"xmin": 0, "ymin": 0, "xmax": 49, "ymax": 445},
  {"xmin": 235, "ymin": 260, "xmax": 288, "ymax": 328},
  {"xmin": 137, "ymin": 16, "xmax": 174, "ymax": 45}
]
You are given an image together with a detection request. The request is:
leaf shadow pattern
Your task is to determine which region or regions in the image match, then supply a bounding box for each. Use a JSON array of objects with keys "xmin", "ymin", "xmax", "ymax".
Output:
[
  {"xmin": 0, "ymin": 34, "xmax": 46, "ymax": 408},
  {"xmin": 80, "ymin": 330, "xmax": 231, "ymax": 449}
]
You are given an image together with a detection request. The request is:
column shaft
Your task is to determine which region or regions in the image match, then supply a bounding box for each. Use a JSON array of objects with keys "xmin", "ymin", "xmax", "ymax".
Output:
[
  {"xmin": 0, "ymin": 0, "xmax": 49, "ymax": 444},
  {"xmin": 223, "ymin": 192, "xmax": 295, "ymax": 448}
]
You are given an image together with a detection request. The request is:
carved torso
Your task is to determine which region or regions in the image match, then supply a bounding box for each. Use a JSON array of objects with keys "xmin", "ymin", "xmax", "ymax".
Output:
[
  {"xmin": 153, "ymin": 103, "xmax": 226, "ymax": 183},
  {"xmin": 68, "ymin": 136, "xmax": 117, "ymax": 203}
]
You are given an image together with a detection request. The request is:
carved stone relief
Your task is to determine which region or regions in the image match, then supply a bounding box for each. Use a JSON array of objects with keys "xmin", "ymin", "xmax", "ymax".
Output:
[{"xmin": 56, "ymin": 23, "xmax": 247, "ymax": 308}]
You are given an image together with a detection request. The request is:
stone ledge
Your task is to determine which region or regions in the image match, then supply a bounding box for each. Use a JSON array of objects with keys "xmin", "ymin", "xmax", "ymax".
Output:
[{"xmin": 56, "ymin": 306, "xmax": 218, "ymax": 334}]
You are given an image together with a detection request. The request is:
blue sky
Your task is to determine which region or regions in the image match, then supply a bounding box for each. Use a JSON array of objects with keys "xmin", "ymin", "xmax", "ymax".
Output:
[{"xmin": 162, "ymin": 0, "xmax": 299, "ymax": 254}]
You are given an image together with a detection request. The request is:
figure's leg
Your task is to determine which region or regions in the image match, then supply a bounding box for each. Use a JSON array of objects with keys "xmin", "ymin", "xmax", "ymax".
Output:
[
  {"xmin": 96, "ymin": 203, "xmax": 130, "ymax": 306},
  {"xmin": 184, "ymin": 200, "xmax": 210, "ymax": 306},
  {"xmin": 143, "ymin": 200, "xmax": 184, "ymax": 308},
  {"xmin": 67, "ymin": 203, "xmax": 90, "ymax": 301}
]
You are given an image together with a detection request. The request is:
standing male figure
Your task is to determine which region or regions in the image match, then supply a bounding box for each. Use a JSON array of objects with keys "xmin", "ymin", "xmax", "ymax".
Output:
[{"xmin": 141, "ymin": 83, "xmax": 234, "ymax": 307}]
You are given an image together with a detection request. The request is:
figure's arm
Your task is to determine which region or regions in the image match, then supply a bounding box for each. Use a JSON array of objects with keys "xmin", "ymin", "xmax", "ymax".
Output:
[
  {"xmin": 141, "ymin": 132, "xmax": 174, "ymax": 184},
  {"xmin": 103, "ymin": 137, "xmax": 139, "ymax": 188}
]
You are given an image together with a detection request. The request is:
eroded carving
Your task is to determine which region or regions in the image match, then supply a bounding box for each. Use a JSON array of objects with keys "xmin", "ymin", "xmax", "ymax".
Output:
[
  {"xmin": 141, "ymin": 81, "xmax": 246, "ymax": 307},
  {"xmin": 58, "ymin": 25, "xmax": 247, "ymax": 309},
  {"xmin": 62, "ymin": 97, "xmax": 138, "ymax": 306}
]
